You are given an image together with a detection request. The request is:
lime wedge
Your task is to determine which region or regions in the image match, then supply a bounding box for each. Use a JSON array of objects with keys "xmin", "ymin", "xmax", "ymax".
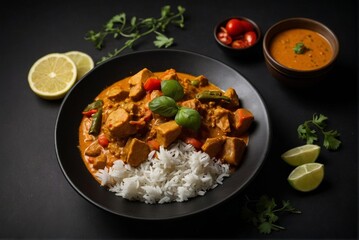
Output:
[
  {"xmin": 288, "ymin": 163, "xmax": 324, "ymax": 192},
  {"xmin": 281, "ymin": 144, "xmax": 320, "ymax": 166}
]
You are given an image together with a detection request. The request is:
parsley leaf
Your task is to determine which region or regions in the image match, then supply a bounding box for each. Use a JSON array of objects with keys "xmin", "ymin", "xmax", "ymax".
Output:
[
  {"xmin": 240, "ymin": 195, "xmax": 301, "ymax": 234},
  {"xmin": 297, "ymin": 113, "xmax": 342, "ymax": 150}
]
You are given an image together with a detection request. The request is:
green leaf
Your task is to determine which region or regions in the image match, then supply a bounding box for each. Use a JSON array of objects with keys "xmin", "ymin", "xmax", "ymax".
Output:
[
  {"xmin": 161, "ymin": 79, "xmax": 184, "ymax": 101},
  {"xmin": 154, "ymin": 32, "xmax": 174, "ymax": 48},
  {"xmin": 148, "ymin": 96, "xmax": 179, "ymax": 117},
  {"xmin": 85, "ymin": 5, "xmax": 186, "ymax": 64},
  {"xmin": 297, "ymin": 113, "xmax": 341, "ymax": 150},
  {"xmin": 323, "ymin": 130, "xmax": 341, "ymax": 150},
  {"xmin": 175, "ymin": 107, "xmax": 201, "ymax": 131},
  {"xmin": 258, "ymin": 222, "xmax": 273, "ymax": 234}
]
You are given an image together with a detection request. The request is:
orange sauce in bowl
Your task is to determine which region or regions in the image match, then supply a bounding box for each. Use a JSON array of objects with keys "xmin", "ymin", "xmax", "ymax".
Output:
[{"xmin": 269, "ymin": 28, "xmax": 333, "ymax": 70}]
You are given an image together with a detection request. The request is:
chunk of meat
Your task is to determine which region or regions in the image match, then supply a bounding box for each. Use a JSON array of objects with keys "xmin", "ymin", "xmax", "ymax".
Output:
[
  {"xmin": 129, "ymin": 83, "xmax": 145, "ymax": 101},
  {"xmin": 180, "ymin": 98, "xmax": 202, "ymax": 111},
  {"xmin": 223, "ymin": 88, "xmax": 240, "ymax": 108},
  {"xmin": 155, "ymin": 120, "xmax": 182, "ymax": 148},
  {"xmin": 192, "ymin": 75, "xmax": 208, "ymax": 87},
  {"xmin": 159, "ymin": 68, "xmax": 178, "ymax": 80},
  {"xmin": 92, "ymin": 154, "xmax": 107, "ymax": 169},
  {"xmin": 218, "ymin": 137, "xmax": 246, "ymax": 166},
  {"xmin": 123, "ymin": 138, "xmax": 150, "ymax": 167},
  {"xmin": 201, "ymin": 137, "xmax": 225, "ymax": 158},
  {"xmin": 85, "ymin": 141, "xmax": 102, "ymax": 157},
  {"xmin": 103, "ymin": 108, "xmax": 137, "ymax": 139},
  {"xmin": 106, "ymin": 86, "xmax": 129, "ymax": 102},
  {"xmin": 231, "ymin": 108, "xmax": 254, "ymax": 135},
  {"xmin": 213, "ymin": 107, "xmax": 231, "ymax": 133},
  {"xmin": 128, "ymin": 68, "xmax": 154, "ymax": 86}
]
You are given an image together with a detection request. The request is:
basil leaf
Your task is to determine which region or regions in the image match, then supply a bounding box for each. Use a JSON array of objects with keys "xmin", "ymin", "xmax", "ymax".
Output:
[
  {"xmin": 161, "ymin": 79, "xmax": 184, "ymax": 101},
  {"xmin": 149, "ymin": 96, "xmax": 179, "ymax": 117},
  {"xmin": 175, "ymin": 107, "xmax": 201, "ymax": 131}
]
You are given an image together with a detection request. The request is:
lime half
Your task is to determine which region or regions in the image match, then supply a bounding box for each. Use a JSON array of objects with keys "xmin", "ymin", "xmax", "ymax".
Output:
[
  {"xmin": 281, "ymin": 144, "xmax": 320, "ymax": 167},
  {"xmin": 288, "ymin": 163, "xmax": 324, "ymax": 192}
]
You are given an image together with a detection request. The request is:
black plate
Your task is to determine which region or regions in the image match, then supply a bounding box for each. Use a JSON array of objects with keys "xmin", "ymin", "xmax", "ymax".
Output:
[{"xmin": 55, "ymin": 49, "xmax": 271, "ymax": 220}]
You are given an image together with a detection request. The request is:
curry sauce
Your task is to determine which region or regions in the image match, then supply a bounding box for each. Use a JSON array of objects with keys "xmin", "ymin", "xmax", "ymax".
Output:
[
  {"xmin": 269, "ymin": 28, "xmax": 333, "ymax": 70},
  {"xmin": 78, "ymin": 68, "xmax": 253, "ymax": 181}
]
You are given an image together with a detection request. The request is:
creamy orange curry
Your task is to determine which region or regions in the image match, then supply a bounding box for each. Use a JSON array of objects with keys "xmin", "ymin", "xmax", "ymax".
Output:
[
  {"xmin": 269, "ymin": 28, "xmax": 333, "ymax": 70},
  {"xmin": 79, "ymin": 68, "xmax": 254, "ymax": 180}
]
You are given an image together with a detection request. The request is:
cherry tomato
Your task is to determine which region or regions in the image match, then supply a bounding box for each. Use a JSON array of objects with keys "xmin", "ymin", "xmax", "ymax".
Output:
[
  {"xmin": 98, "ymin": 134, "xmax": 109, "ymax": 148},
  {"xmin": 232, "ymin": 39, "xmax": 248, "ymax": 49},
  {"xmin": 225, "ymin": 18, "xmax": 245, "ymax": 36},
  {"xmin": 244, "ymin": 31, "xmax": 257, "ymax": 46},
  {"xmin": 240, "ymin": 20, "xmax": 254, "ymax": 32},
  {"xmin": 217, "ymin": 31, "xmax": 232, "ymax": 45}
]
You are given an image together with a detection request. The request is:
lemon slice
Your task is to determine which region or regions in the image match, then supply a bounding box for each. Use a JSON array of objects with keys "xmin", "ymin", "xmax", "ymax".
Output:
[
  {"xmin": 65, "ymin": 51, "xmax": 94, "ymax": 81},
  {"xmin": 28, "ymin": 53, "xmax": 77, "ymax": 100},
  {"xmin": 281, "ymin": 144, "xmax": 320, "ymax": 166},
  {"xmin": 288, "ymin": 163, "xmax": 324, "ymax": 192}
]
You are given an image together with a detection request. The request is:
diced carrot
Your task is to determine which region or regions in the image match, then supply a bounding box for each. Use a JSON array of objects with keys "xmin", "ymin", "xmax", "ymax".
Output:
[
  {"xmin": 147, "ymin": 139, "xmax": 160, "ymax": 151},
  {"xmin": 233, "ymin": 108, "xmax": 254, "ymax": 134}
]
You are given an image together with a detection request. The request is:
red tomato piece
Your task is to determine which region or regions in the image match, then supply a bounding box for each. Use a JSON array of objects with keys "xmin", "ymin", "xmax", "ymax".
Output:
[
  {"xmin": 98, "ymin": 134, "xmax": 109, "ymax": 148},
  {"xmin": 244, "ymin": 31, "xmax": 257, "ymax": 46},
  {"xmin": 144, "ymin": 77, "xmax": 161, "ymax": 91},
  {"xmin": 240, "ymin": 20, "xmax": 254, "ymax": 32},
  {"xmin": 225, "ymin": 18, "xmax": 245, "ymax": 36},
  {"xmin": 232, "ymin": 39, "xmax": 248, "ymax": 49},
  {"xmin": 217, "ymin": 31, "xmax": 232, "ymax": 45},
  {"xmin": 184, "ymin": 137, "xmax": 203, "ymax": 150}
]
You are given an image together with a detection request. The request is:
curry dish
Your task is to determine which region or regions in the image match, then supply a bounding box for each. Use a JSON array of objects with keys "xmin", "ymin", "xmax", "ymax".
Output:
[{"xmin": 78, "ymin": 68, "xmax": 254, "ymax": 181}]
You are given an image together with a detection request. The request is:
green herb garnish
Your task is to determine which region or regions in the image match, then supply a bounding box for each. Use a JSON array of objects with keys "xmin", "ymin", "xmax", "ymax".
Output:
[
  {"xmin": 240, "ymin": 195, "xmax": 301, "ymax": 234},
  {"xmin": 297, "ymin": 113, "xmax": 341, "ymax": 150},
  {"xmin": 293, "ymin": 42, "xmax": 308, "ymax": 54},
  {"xmin": 85, "ymin": 5, "xmax": 185, "ymax": 64}
]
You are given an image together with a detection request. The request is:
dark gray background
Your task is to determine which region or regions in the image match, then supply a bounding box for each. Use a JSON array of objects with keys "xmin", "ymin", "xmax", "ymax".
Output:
[{"xmin": 1, "ymin": 0, "xmax": 357, "ymax": 238}]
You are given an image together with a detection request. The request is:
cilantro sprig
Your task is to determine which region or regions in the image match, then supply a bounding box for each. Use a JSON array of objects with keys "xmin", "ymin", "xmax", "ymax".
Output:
[
  {"xmin": 85, "ymin": 5, "xmax": 185, "ymax": 64},
  {"xmin": 297, "ymin": 113, "xmax": 341, "ymax": 150},
  {"xmin": 241, "ymin": 195, "xmax": 301, "ymax": 234}
]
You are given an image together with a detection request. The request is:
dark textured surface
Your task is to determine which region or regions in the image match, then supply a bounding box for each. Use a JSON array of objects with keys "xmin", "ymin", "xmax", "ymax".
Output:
[{"xmin": 1, "ymin": 0, "xmax": 357, "ymax": 238}]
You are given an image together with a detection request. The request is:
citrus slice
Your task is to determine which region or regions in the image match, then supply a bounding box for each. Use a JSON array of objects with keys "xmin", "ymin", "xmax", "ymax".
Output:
[
  {"xmin": 288, "ymin": 163, "xmax": 324, "ymax": 192},
  {"xmin": 28, "ymin": 53, "xmax": 77, "ymax": 100},
  {"xmin": 64, "ymin": 51, "xmax": 94, "ymax": 81},
  {"xmin": 281, "ymin": 144, "xmax": 320, "ymax": 166}
]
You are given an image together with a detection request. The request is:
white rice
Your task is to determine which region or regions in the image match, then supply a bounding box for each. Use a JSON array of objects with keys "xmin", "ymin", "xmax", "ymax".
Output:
[{"xmin": 95, "ymin": 140, "xmax": 230, "ymax": 204}]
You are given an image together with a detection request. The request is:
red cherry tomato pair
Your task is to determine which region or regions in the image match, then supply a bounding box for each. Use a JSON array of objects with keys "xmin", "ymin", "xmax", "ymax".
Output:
[{"xmin": 217, "ymin": 18, "xmax": 257, "ymax": 49}]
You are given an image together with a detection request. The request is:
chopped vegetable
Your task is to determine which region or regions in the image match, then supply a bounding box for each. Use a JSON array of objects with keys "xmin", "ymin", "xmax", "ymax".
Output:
[
  {"xmin": 89, "ymin": 108, "xmax": 102, "ymax": 136},
  {"xmin": 196, "ymin": 90, "xmax": 231, "ymax": 103},
  {"xmin": 144, "ymin": 77, "xmax": 162, "ymax": 91}
]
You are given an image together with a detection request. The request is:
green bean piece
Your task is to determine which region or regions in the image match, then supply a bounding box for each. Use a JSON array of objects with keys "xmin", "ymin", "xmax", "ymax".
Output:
[
  {"xmin": 89, "ymin": 108, "xmax": 102, "ymax": 136},
  {"xmin": 195, "ymin": 90, "xmax": 231, "ymax": 103},
  {"xmin": 83, "ymin": 100, "xmax": 103, "ymax": 112}
]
